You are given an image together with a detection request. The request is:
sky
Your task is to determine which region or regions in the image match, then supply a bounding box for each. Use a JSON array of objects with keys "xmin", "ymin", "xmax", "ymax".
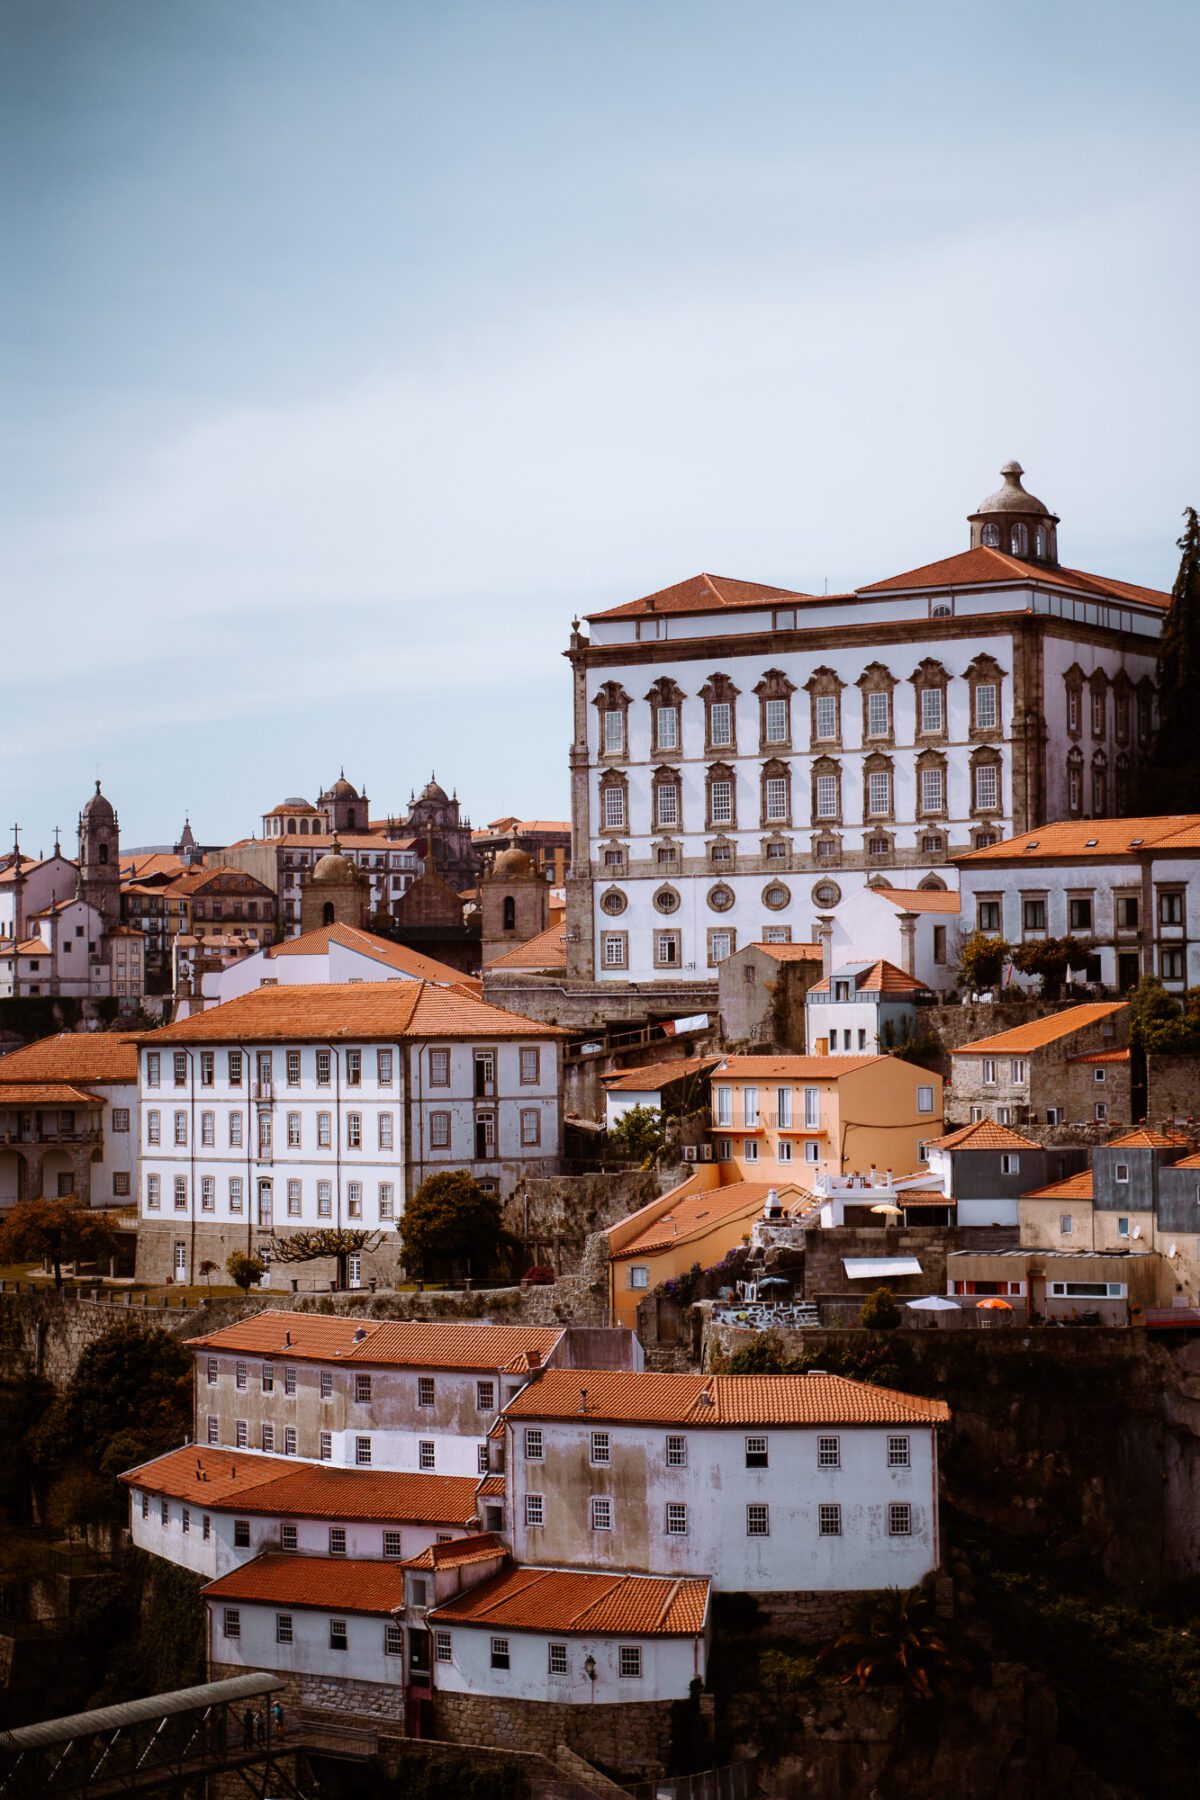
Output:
[{"xmin": 3, "ymin": 0, "xmax": 1197, "ymax": 852}]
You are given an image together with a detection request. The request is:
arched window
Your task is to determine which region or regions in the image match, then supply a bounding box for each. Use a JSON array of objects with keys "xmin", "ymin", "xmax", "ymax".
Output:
[
  {"xmin": 287, "ymin": 818, "xmax": 297, "ymax": 833},
  {"xmin": 1010, "ymin": 523, "xmax": 1029, "ymax": 556},
  {"xmin": 981, "ymin": 523, "xmax": 1001, "ymax": 548},
  {"xmin": 348, "ymin": 807, "xmax": 357, "ymax": 828},
  {"xmin": 322, "ymin": 901, "xmax": 336, "ymax": 926},
  {"xmin": 1066, "ymin": 747, "xmax": 1084, "ymax": 816},
  {"xmin": 1035, "ymin": 526, "xmax": 1047, "ymax": 559},
  {"xmin": 503, "ymin": 896, "xmax": 516, "ymax": 932},
  {"xmin": 1092, "ymin": 753, "xmax": 1109, "ymax": 818},
  {"xmin": 98, "ymin": 843, "xmax": 108, "ymax": 865}
]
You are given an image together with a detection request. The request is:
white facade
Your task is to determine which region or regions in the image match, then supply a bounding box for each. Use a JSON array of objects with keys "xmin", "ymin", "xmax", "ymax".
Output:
[
  {"xmin": 504, "ymin": 1415, "xmax": 938, "ymax": 1593},
  {"xmin": 208, "ymin": 1592, "xmax": 403, "ymax": 1691},
  {"xmin": 832, "ymin": 885, "xmax": 961, "ymax": 993},
  {"xmin": 0, "ymin": 852, "xmax": 80, "ymax": 942},
  {"xmin": 430, "ymin": 1613, "xmax": 706, "ymax": 1705},
  {"xmin": 202, "ymin": 928, "xmax": 459, "ymax": 1006}
]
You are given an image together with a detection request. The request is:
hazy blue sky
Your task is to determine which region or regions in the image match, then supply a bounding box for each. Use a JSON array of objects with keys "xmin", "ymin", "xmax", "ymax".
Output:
[{"xmin": 3, "ymin": 0, "xmax": 1197, "ymax": 850}]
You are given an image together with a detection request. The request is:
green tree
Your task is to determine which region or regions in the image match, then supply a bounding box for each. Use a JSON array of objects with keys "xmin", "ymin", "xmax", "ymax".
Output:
[
  {"xmin": 823, "ymin": 1586, "xmax": 970, "ymax": 1701},
  {"xmin": 859, "ymin": 1285, "xmax": 902, "ymax": 1330},
  {"xmin": 956, "ymin": 931, "xmax": 1009, "ymax": 993},
  {"xmin": 1128, "ymin": 975, "xmax": 1200, "ymax": 1054},
  {"xmin": 198, "ymin": 1259, "xmax": 219, "ymax": 1287},
  {"xmin": 0, "ymin": 1198, "xmax": 121, "ymax": 1290},
  {"xmin": 1010, "ymin": 935, "xmax": 1093, "ymax": 999},
  {"xmin": 606, "ymin": 1104, "xmax": 667, "ymax": 1164},
  {"xmin": 399, "ymin": 1171, "xmax": 506, "ymax": 1282},
  {"xmin": 1142, "ymin": 506, "xmax": 1200, "ymax": 810},
  {"xmin": 268, "ymin": 1227, "xmax": 383, "ymax": 1290},
  {"xmin": 226, "ymin": 1250, "xmax": 266, "ymax": 1292}
]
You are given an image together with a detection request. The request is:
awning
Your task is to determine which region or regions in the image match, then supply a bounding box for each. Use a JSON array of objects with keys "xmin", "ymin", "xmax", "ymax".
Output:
[{"xmin": 843, "ymin": 1257, "xmax": 924, "ymax": 1279}]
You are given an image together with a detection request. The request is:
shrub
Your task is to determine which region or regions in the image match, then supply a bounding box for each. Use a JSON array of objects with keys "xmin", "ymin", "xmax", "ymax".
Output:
[
  {"xmin": 859, "ymin": 1286, "xmax": 902, "ymax": 1330},
  {"xmin": 956, "ymin": 931, "xmax": 1009, "ymax": 992},
  {"xmin": 226, "ymin": 1251, "xmax": 266, "ymax": 1292},
  {"xmin": 606, "ymin": 1104, "xmax": 667, "ymax": 1165},
  {"xmin": 399, "ymin": 1172, "xmax": 507, "ymax": 1282}
]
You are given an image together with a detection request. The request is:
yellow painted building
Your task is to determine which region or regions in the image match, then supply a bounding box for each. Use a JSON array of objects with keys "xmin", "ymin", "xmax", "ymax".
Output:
[
  {"xmin": 606, "ymin": 1170, "xmax": 805, "ymax": 1330},
  {"xmin": 709, "ymin": 1054, "xmax": 943, "ymax": 1187}
]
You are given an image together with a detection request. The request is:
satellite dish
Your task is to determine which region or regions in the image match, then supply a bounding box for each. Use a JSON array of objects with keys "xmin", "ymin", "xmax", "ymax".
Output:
[
  {"xmin": 1169, "ymin": 1243, "xmax": 1179, "ymax": 1259},
  {"xmin": 1131, "ymin": 1225, "xmax": 1141, "ymax": 1239}
]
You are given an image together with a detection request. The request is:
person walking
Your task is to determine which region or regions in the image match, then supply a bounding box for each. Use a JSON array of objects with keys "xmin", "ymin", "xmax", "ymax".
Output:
[
  {"xmin": 241, "ymin": 1708, "xmax": 254, "ymax": 1751},
  {"xmin": 254, "ymin": 1709, "xmax": 266, "ymax": 1746},
  {"xmin": 271, "ymin": 1699, "xmax": 285, "ymax": 1739}
]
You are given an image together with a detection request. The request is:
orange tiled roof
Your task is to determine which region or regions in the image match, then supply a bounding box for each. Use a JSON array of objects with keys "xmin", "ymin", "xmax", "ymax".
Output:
[
  {"xmin": 266, "ymin": 921, "xmax": 475, "ymax": 989},
  {"xmin": 1105, "ymin": 1126, "xmax": 1192, "ymax": 1150},
  {"xmin": 401, "ymin": 1534, "xmax": 506, "ymax": 1571},
  {"xmin": 476, "ymin": 1474, "xmax": 506, "ymax": 1499},
  {"xmin": 808, "ymin": 959, "xmax": 931, "ymax": 998},
  {"xmin": 1069, "ymin": 1048, "xmax": 1131, "ymax": 1065},
  {"xmin": 926, "ymin": 1119, "xmax": 1040, "ymax": 1152},
  {"xmin": 136, "ymin": 980, "xmax": 564, "ymax": 1045},
  {"xmin": 713, "ymin": 1054, "xmax": 883, "ymax": 1080},
  {"xmin": 956, "ymin": 815, "xmax": 1200, "ymax": 865},
  {"xmin": 588, "ymin": 572, "xmax": 816, "ymax": 623},
  {"xmin": 121, "ymin": 1446, "xmax": 482, "ymax": 1524},
  {"xmin": 202, "ymin": 1552, "xmax": 405, "ymax": 1615},
  {"xmin": 858, "ymin": 545, "xmax": 1170, "ymax": 608},
  {"xmin": 502, "ymin": 1368, "xmax": 948, "ymax": 1427},
  {"xmin": 0, "ymin": 1031, "xmax": 139, "ymax": 1085},
  {"xmin": 1020, "ymin": 1170, "xmax": 1095, "ymax": 1201},
  {"xmin": 870, "ymin": 887, "xmax": 961, "ymax": 914},
  {"xmin": 611, "ymin": 1181, "xmax": 793, "ymax": 1261},
  {"xmin": 749, "ymin": 941, "xmax": 826, "ymax": 962},
  {"xmin": 484, "ymin": 922, "xmax": 568, "ymax": 972},
  {"xmin": 0, "ymin": 1082, "xmax": 105, "ymax": 1107},
  {"xmin": 1169, "ymin": 1151, "xmax": 1200, "ymax": 1170},
  {"xmin": 602, "ymin": 1055, "xmax": 722, "ymax": 1093},
  {"xmin": 429, "ymin": 1564, "xmax": 710, "ymax": 1636},
  {"xmin": 186, "ymin": 1310, "xmax": 563, "ymax": 1373},
  {"xmin": 952, "ymin": 1003, "xmax": 1127, "ymax": 1057}
]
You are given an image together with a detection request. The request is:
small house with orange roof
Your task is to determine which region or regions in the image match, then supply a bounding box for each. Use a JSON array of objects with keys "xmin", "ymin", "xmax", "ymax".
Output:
[
  {"xmin": 955, "ymin": 814, "xmax": 1200, "ymax": 996},
  {"xmin": 923, "ymin": 1118, "xmax": 1089, "ymax": 1228},
  {"xmin": 948, "ymin": 1001, "xmax": 1132, "ymax": 1130},
  {"xmin": 717, "ymin": 941, "xmax": 825, "ymax": 1050},
  {"xmin": 834, "ymin": 883, "xmax": 962, "ymax": 995},
  {"xmin": 806, "ymin": 958, "xmax": 934, "ymax": 1057},
  {"xmin": 199, "ymin": 919, "xmax": 480, "ymax": 1012},
  {"xmin": 600, "ymin": 1053, "xmax": 722, "ymax": 1134}
]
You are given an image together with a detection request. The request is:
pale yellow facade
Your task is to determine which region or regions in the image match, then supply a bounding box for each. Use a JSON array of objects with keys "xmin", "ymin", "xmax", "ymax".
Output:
[{"xmin": 708, "ymin": 1055, "xmax": 943, "ymax": 1188}]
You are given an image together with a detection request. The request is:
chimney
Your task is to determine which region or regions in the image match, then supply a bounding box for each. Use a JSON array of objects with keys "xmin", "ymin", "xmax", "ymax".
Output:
[
  {"xmin": 526, "ymin": 1350, "xmax": 541, "ymax": 1370},
  {"xmin": 814, "ymin": 914, "xmax": 834, "ymax": 980},
  {"xmin": 897, "ymin": 911, "xmax": 918, "ymax": 977},
  {"xmin": 579, "ymin": 1388, "xmax": 588, "ymax": 1414}
]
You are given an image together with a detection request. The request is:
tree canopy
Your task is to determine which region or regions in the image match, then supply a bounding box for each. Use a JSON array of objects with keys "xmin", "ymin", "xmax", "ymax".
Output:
[
  {"xmin": 398, "ymin": 1171, "xmax": 506, "ymax": 1282},
  {"xmin": 1128, "ymin": 976, "xmax": 1200, "ymax": 1054},
  {"xmin": 0, "ymin": 1198, "xmax": 122, "ymax": 1289},
  {"xmin": 1142, "ymin": 506, "xmax": 1200, "ymax": 810},
  {"xmin": 268, "ymin": 1228, "xmax": 382, "ymax": 1264},
  {"xmin": 226, "ymin": 1250, "xmax": 266, "ymax": 1292},
  {"xmin": 607, "ymin": 1104, "xmax": 667, "ymax": 1164}
]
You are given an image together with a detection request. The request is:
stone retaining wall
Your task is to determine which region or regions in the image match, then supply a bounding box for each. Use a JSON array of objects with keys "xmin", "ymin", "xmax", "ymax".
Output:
[{"xmin": 432, "ymin": 1687, "xmax": 678, "ymax": 1782}]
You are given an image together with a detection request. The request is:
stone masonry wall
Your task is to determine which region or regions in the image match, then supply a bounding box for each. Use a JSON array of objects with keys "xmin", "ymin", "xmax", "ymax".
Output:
[
  {"xmin": 432, "ymin": 1687, "xmax": 676, "ymax": 1782},
  {"xmin": 208, "ymin": 1658, "xmax": 404, "ymax": 1729},
  {"xmin": 503, "ymin": 1170, "xmax": 661, "ymax": 1277},
  {"xmin": 1147, "ymin": 1053, "xmax": 1200, "ymax": 1123}
]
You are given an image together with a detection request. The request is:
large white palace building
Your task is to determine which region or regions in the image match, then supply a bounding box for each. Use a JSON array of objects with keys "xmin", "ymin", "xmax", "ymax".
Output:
[{"xmin": 565, "ymin": 465, "xmax": 1169, "ymax": 986}]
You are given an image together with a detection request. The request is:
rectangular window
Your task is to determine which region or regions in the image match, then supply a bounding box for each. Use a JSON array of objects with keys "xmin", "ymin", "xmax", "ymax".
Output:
[
  {"xmin": 319, "ymin": 1430, "xmax": 332, "ymax": 1461},
  {"xmin": 764, "ymin": 697, "xmax": 789, "ymax": 743},
  {"xmin": 764, "ymin": 776, "xmax": 788, "ymax": 822},
  {"xmin": 182, "ymin": 1506, "xmax": 190, "ymax": 1534},
  {"xmin": 520, "ymin": 1108, "xmax": 541, "ymax": 1147},
  {"xmin": 666, "ymin": 1502, "xmax": 688, "ymax": 1535},
  {"xmin": 888, "ymin": 1503, "xmax": 913, "ymax": 1536},
  {"xmin": 655, "ymin": 781, "xmax": 679, "ymax": 828},
  {"xmin": 525, "ymin": 1492, "xmax": 545, "ymax": 1527},
  {"xmin": 429, "ymin": 1048, "xmax": 451, "ymax": 1087},
  {"xmin": 920, "ymin": 688, "xmax": 943, "ymax": 733},
  {"xmin": 517, "ymin": 1046, "xmax": 542, "ymax": 1087},
  {"xmin": 603, "ymin": 709, "xmax": 624, "ymax": 754},
  {"xmin": 376, "ymin": 1048, "xmax": 394, "ymax": 1086},
  {"xmin": 666, "ymin": 1434, "xmax": 687, "ymax": 1467},
  {"xmin": 548, "ymin": 1641, "xmax": 568, "ymax": 1675},
  {"xmin": 976, "ymin": 899, "xmax": 1001, "ymax": 933},
  {"xmin": 202, "ymin": 1513, "xmax": 210, "ymax": 1539},
  {"xmin": 435, "ymin": 1628, "xmax": 453, "ymax": 1663},
  {"xmin": 1161, "ymin": 947, "xmax": 1185, "ymax": 982},
  {"xmin": 198, "ymin": 1175, "xmax": 214, "ymax": 1213},
  {"xmin": 313, "ymin": 1179, "xmax": 330, "ymax": 1218},
  {"xmin": 745, "ymin": 1435, "xmax": 768, "ymax": 1469},
  {"xmin": 329, "ymin": 1526, "xmax": 347, "ymax": 1554},
  {"xmin": 819, "ymin": 1503, "xmax": 842, "ymax": 1536},
  {"xmin": 1117, "ymin": 895, "xmax": 1140, "ymax": 929},
  {"xmin": 200, "ymin": 1110, "xmax": 215, "ymax": 1147},
  {"xmin": 1022, "ymin": 898, "xmax": 1046, "ymax": 932},
  {"xmin": 1060, "ymin": 1213, "xmax": 1073, "ymax": 1235},
  {"xmin": 283, "ymin": 1427, "xmax": 296, "ymax": 1455},
  {"xmin": 490, "ymin": 1636, "xmax": 510, "ymax": 1670},
  {"xmin": 477, "ymin": 1380, "xmax": 495, "ymax": 1411},
  {"xmin": 418, "ymin": 1376, "xmax": 435, "ymax": 1407},
  {"xmin": 975, "ymin": 683, "xmax": 998, "ymax": 729},
  {"xmin": 354, "ymin": 1373, "xmax": 373, "ymax": 1404},
  {"xmin": 888, "ymin": 1435, "xmax": 911, "ymax": 1468},
  {"xmin": 355, "ymin": 1436, "xmax": 372, "ymax": 1466},
  {"xmin": 419, "ymin": 1440, "xmax": 435, "ymax": 1470},
  {"xmin": 603, "ymin": 785, "xmax": 626, "ymax": 830},
  {"xmin": 746, "ymin": 1504, "xmax": 769, "ymax": 1536},
  {"xmin": 817, "ymin": 1435, "xmax": 840, "ymax": 1468},
  {"xmin": 345, "ymin": 1050, "xmax": 361, "ymax": 1088},
  {"xmin": 1161, "ymin": 891, "xmax": 1185, "ymax": 926},
  {"xmin": 226, "ymin": 1051, "xmax": 242, "ymax": 1086},
  {"xmin": 320, "ymin": 1370, "xmax": 333, "ymax": 1399},
  {"xmin": 867, "ymin": 770, "xmax": 891, "ymax": 816},
  {"xmin": 223, "ymin": 1608, "xmax": 240, "ymax": 1639},
  {"xmin": 974, "ymin": 763, "xmax": 999, "ymax": 810},
  {"xmin": 146, "ymin": 1109, "xmax": 162, "ymax": 1146},
  {"xmin": 384, "ymin": 1623, "xmax": 404, "ymax": 1657},
  {"xmin": 590, "ymin": 1432, "xmax": 611, "ymax": 1466},
  {"xmin": 1068, "ymin": 897, "xmax": 1093, "ymax": 931},
  {"xmin": 111, "ymin": 1106, "xmax": 131, "ymax": 1132},
  {"xmin": 1000, "ymin": 1153, "xmax": 1020, "ymax": 1175},
  {"xmin": 347, "ymin": 1112, "xmax": 362, "ymax": 1149},
  {"xmin": 282, "ymin": 1049, "xmax": 299, "ymax": 1088},
  {"xmin": 229, "ymin": 1175, "xmax": 243, "ymax": 1214},
  {"xmin": 743, "ymin": 1086, "xmax": 759, "ymax": 1127},
  {"xmin": 378, "ymin": 1181, "xmax": 395, "ymax": 1220},
  {"xmin": 619, "ymin": 1644, "xmax": 642, "ymax": 1679},
  {"xmin": 523, "ymin": 1427, "xmax": 545, "ymax": 1460},
  {"xmin": 916, "ymin": 1085, "xmax": 934, "ymax": 1114},
  {"xmin": 226, "ymin": 1109, "xmax": 243, "ymax": 1148},
  {"xmin": 383, "ymin": 1529, "xmax": 404, "ymax": 1557},
  {"xmin": 146, "ymin": 1052, "xmax": 160, "ymax": 1088},
  {"xmin": 590, "ymin": 1496, "xmax": 613, "ymax": 1531},
  {"xmin": 285, "ymin": 1111, "xmax": 301, "ymax": 1148},
  {"xmin": 710, "ymin": 700, "xmax": 733, "ymax": 746},
  {"xmin": 234, "ymin": 1518, "xmax": 250, "ymax": 1546},
  {"xmin": 329, "ymin": 1619, "xmax": 348, "ymax": 1652},
  {"xmin": 815, "ymin": 693, "xmax": 838, "ymax": 739},
  {"xmin": 655, "ymin": 932, "xmax": 680, "ymax": 967},
  {"xmin": 814, "ymin": 773, "xmax": 838, "ymax": 818},
  {"xmin": 146, "ymin": 1174, "xmax": 160, "ymax": 1210},
  {"xmin": 261, "ymin": 1424, "xmax": 274, "ymax": 1454},
  {"xmin": 803, "ymin": 1087, "xmax": 820, "ymax": 1129},
  {"xmin": 920, "ymin": 767, "xmax": 945, "ymax": 813},
  {"xmin": 174, "ymin": 1052, "xmax": 188, "ymax": 1088},
  {"xmin": 866, "ymin": 689, "xmax": 890, "ymax": 736},
  {"xmin": 285, "ymin": 1178, "xmax": 301, "ymax": 1217},
  {"xmin": 276, "ymin": 1613, "xmax": 293, "ymax": 1644},
  {"xmin": 173, "ymin": 1175, "xmax": 187, "ymax": 1211},
  {"xmin": 315, "ymin": 1050, "xmax": 331, "ymax": 1086},
  {"xmin": 709, "ymin": 779, "xmax": 733, "ymax": 824}
]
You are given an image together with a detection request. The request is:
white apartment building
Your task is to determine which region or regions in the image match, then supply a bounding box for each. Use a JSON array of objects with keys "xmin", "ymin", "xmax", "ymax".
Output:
[
  {"xmin": 565, "ymin": 464, "xmax": 1166, "ymax": 986},
  {"xmin": 500, "ymin": 1368, "xmax": 947, "ymax": 1594},
  {"xmin": 0, "ymin": 1030, "xmax": 140, "ymax": 1209},
  {"xmin": 202, "ymin": 920, "xmax": 474, "ymax": 1008},
  {"xmin": 956, "ymin": 815, "xmax": 1200, "ymax": 994},
  {"xmin": 134, "ymin": 981, "xmax": 565, "ymax": 1284}
]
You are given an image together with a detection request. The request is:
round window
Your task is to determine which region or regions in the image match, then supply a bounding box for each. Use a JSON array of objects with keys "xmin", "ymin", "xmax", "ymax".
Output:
[
  {"xmin": 707, "ymin": 884, "xmax": 734, "ymax": 913},
  {"xmin": 654, "ymin": 887, "xmax": 680, "ymax": 914},
  {"xmin": 762, "ymin": 883, "xmax": 791, "ymax": 911},
  {"xmin": 810, "ymin": 880, "xmax": 842, "ymax": 908},
  {"xmin": 600, "ymin": 889, "xmax": 626, "ymax": 916}
]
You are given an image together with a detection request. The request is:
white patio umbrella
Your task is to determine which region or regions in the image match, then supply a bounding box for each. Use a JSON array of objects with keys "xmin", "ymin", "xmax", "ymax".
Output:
[
  {"xmin": 870, "ymin": 1202, "xmax": 904, "ymax": 1217},
  {"xmin": 906, "ymin": 1295, "xmax": 961, "ymax": 1311}
]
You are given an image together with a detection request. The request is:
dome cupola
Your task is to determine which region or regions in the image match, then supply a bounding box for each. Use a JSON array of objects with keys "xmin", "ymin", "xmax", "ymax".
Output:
[{"xmin": 968, "ymin": 461, "xmax": 1059, "ymax": 564}]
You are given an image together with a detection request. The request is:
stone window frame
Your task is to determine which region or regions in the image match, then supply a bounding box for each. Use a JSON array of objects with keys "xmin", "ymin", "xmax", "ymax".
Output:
[
  {"xmin": 804, "ymin": 666, "xmax": 845, "ymax": 750},
  {"xmin": 593, "ymin": 681, "xmax": 631, "ymax": 760},
  {"xmin": 1088, "ymin": 669, "xmax": 1109, "ymax": 741},
  {"xmin": 705, "ymin": 762, "xmax": 738, "ymax": 832},
  {"xmin": 1020, "ymin": 890, "xmax": 1049, "ymax": 939},
  {"xmin": 759, "ymin": 757, "xmax": 792, "ymax": 829},
  {"xmin": 1135, "ymin": 677, "xmax": 1154, "ymax": 746},
  {"xmin": 811, "ymin": 755, "xmax": 842, "ymax": 826},
  {"xmin": 598, "ymin": 769, "xmax": 629, "ymax": 835},
  {"xmin": 760, "ymin": 832, "xmax": 792, "ymax": 865},
  {"xmin": 706, "ymin": 834, "xmax": 737, "ymax": 871},
  {"xmin": 1115, "ymin": 752, "xmax": 1132, "ymax": 814},
  {"xmin": 1065, "ymin": 888, "xmax": 1096, "ymax": 935},
  {"xmin": 968, "ymin": 746, "xmax": 1003, "ymax": 818},
  {"xmin": 707, "ymin": 926, "xmax": 737, "ymax": 968},
  {"xmin": 699, "ymin": 672, "xmax": 740, "ymax": 756},
  {"xmin": 645, "ymin": 677, "xmax": 686, "ymax": 760},
  {"xmin": 651, "ymin": 837, "xmax": 681, "ymax": 868},
  {"xmin": 971, "ymin": 826, "xmax": 998, "ymax": 850},
  {"xmin": 915, "ymin": 747, "xmax": 949, "ymax": 819},
  {"xmin": 1111, "ymin": 672, "xmax": 1133, "ymax": 747},
  {"xmin": 1091, "ymin": 750, "xmax": 1109, "ymax": 818},
  {"xmin": 653, "ymin": 929, "xmax": 682, "ymax": 970},
  {"xmin": 862, "ymin": 751, "xmax": 896, "ymax": 823},
  {"xmin": 600, "ymin": 842, "xmax": 627, "ymax": 874},
  {"xmin": 856, "ymin": 662, "xmax": 897, "ymax": 747},
  {"xmin": 707, "ymin": 882, "xmax": 736, "ymax": 913},
  {"xmin": 761, "ymin": 923, "xmax": 793, "ymax": 943},
  {"xmin": 651, "ymin": 764, "xmax": 683, "ymax": 833},
  {"xmin": 599, "ymin": 931, "xmax": 628, "ymax": 970},
  {"xmin": 966, "ymin": 653, "xmax": 1006, "ymax": 741},
  {"xmin": 755, "ymin": 668, "xmax": 796, "ymax": 753},
  {"xmin": 811, "ymin": 877, "xmax": 842, "ymax": 908},
  {"xmin": 910, "ymin": 658, "xmax": 950, "ymax": 743},
  {"xmin": 652, "ymin": 883, "xmax": 682, "ymax": 916},
  {"xmin": 1063, "ymin": 664, "xmax": 1085, "ymax": 741},
  {"xmin": 599, "ymin": 886, "xmax": 627, "ymax": 917},
  {"xmin": 1066, "ymin": 746, "xmax": 1084, "ymax": 817},
  {"xmin": 761, "ymin": 879, "xmax": 792, "ymax": 912},
  {"xmin": 918, "ymin": 826, "xmax": 948, "ymax": 859},
  {"xmin": 811, "ymin": 830, "xmax": 842, "ymax": 862},
  {"xmin": 975, "ymin": 892, "xmax": 1002, "ymax": 933},
  {"xmin": 864, "ymin": 829, "xmax": 894, "ymax": 862}
]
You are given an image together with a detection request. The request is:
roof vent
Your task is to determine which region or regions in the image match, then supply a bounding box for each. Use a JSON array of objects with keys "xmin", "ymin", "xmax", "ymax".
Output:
[
  {"xmin": 1025, "ymin": 840, "xmax": 1039, "ymax": 850},
  {"xmin": 284, "ymin": 1330, "xmax": 291, "ymax": 1347},
  {"xmin": 697, "ymin": 1390, "xmax": 714, "ymax": 1407},
  {"xmin": 352, "ymin": 1327, "xmax": 367, "ymax": 1342},
  {"xmin": 579, "ymin": 1388, "xmax": 588, "ymax": 1414},
  {"xmin": 806, "ymin": 1368, "xmax": 827, "ymax": 1375},
  {"xmin": 1130, "ymin": 838, "xmax": 1143, "ymax": 847}
]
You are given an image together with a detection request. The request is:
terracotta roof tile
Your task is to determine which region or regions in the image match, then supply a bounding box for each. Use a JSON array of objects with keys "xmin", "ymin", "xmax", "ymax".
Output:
[
  {"xmin": 588, "ymin": 572, "xmax": 815, "ymax": 623},
  {"xmin": 400, "ymin": 1534, "xmax": 506, "ymax": 1571},
  {"xmin": 748, "ymin": 941, "xmax": 826, "ymax": 961},
  {"xmin": 1169, "ymin": 1151, "xmax": 1200, "ymax": 1170},
  {"xmin": 186, "ymin": 1310, "xmax": 563, "ymax": 1372},
  {"xmin": 611, "ymin": 1181, "xmax": 793, "ymax": 1261},
  {"xmin": 476, "ymin": 1475, "xmax": 506, "ymax": 1499},
  {"xmin": 137, "ymin": 981, "xmax": 563, "ymax": 1045},
  {"xmin": 859, "ymin": 545, "xmax": 1170, "ymax": 608},
  {"xmin": 713, "ymin": 1055, "xmax": 883, "ymax": 1080},
  {"xmin": 484, "ymin": 922, "xmax": 568, "ymax": 972},
  {"xmin": 952, "ymin": 1003, "xmax": 1127, "ymax": 1056},
  {"xmin": 429, "ymin": 1565, "xmax": 710, "ymax": 1636},
  {"xmin": 0, "ymin": 1031, "xmax": 139, "ymax": 1084},
  {"xmin": 121, "ymin": 1446, "xmax": 482, "ymax": 1524},
  {"xmin": 869, "ymin": 887, "xmax": 961, "ymax": 914},
  {"xmin": 202, "ymin": 1552, "xmax": 405, "ymax": 1615},
  {"xmin": 926, "ymin": 1120, "xmax": 1041, "ymax": 1152},
  {"xmin": 808, "ymin": 959, "xmax": 931, "ymax": 998},
  {"xmin": 1068, "ymin": 1048, "xmax": 1131, "ymax": 1065},
  {"xmin": 956, "ymin": 815, "xmax": 1200, "ymax": 865},
  {"xmin": 601, "ymin": 1056, "xmax": 722, "ymax": 1093},
  {"xmin": 0, "ymin": 1082, "xmax": 105, "ymax": 1107},
  {"xmin": 266, "ymin": 921, "xmax": 474, "ymax": 989},
  {"xmin": 1020, "ymin": 1170, "xmax": 1095, "ymax": 1201},
  {"xmin": 1106, "ymin": 1127, "xmax": 1192, "ymax": 1149},
  {"xmin": 502, "ymin": 1368, "xmax": 948, "ymax": 1427}
]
